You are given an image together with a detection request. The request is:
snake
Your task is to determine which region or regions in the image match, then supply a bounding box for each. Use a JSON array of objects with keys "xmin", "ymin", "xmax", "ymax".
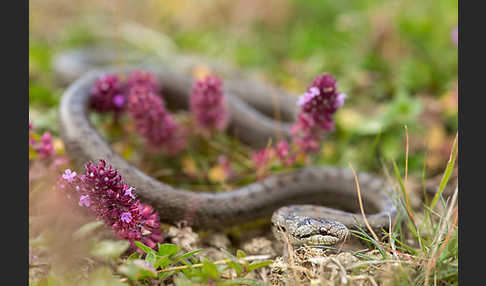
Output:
[{"xmin": 57, "ymin": 50, "xmax": 398, "ymax": 247}]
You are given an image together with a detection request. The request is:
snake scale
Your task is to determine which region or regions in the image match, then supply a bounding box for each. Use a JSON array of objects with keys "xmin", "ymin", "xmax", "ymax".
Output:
[{"xmin": 57, "ymin": 49, "xmax": 398, "ymax": 246}]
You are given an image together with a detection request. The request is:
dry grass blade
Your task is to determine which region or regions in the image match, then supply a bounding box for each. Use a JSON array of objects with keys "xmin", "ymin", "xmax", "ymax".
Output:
[
  {"xmin": 403, "ymin": 125, "xmax": 415, "ymax": 223},
  {"xmin": 348, "ymin": 163, "xmax": 380, "ymax": 244},
  {"xmin": 345, "ymin": 259, "xmax": 415, "ymax": 271},
  {"xmin": 278, "ymin": 225, "xmax": 302, "ymax": 286},
  {"xmin": 329, "ymin": 257, "xmax": 348, "ymax": 285},
  {"xmin": 424, "ymin": 186, "xmax": 458, "ymax": 286},
  {"xmin": 404, "ymin": 125, "xmax": 409, "ymax": 185},
  {"xmin": 392, "ymin": 159, "xmax": 416, "ymax": 226},
  {"xmin": 434, "ymin": 207, "xmax": 458, "ymax": 264}
]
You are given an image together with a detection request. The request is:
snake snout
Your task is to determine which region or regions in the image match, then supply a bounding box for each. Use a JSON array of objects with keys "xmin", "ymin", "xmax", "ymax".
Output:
[{"xmin": 292, "ymin": 218, "xmax": 349, "ymax": 246}]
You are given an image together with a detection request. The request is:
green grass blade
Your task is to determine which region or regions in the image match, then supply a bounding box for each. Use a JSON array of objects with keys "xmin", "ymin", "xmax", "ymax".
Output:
[{"xmin": 430, "ymin": 133, "xmax": 458, "ymax": 210}]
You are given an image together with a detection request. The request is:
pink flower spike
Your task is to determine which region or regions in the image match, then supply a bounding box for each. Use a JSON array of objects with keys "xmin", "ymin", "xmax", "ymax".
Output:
[
  {"xmin": 252, "ymin": 148, "xmax": 276, "ymax": 170},
  {"xmin": 78, "ymin": 195, "xmax": 91, "ymax": 207},
  {"xmin": 190, "ymin": 75, "xmax": 229, "ymax": 133},
  {"xmin": 127, "ymin": 85, "xmax": 186, "ymax": 153},
  {"xmin": 112, "ymin": 94, "xmax": 126, "ymax": 109},
  {"xmin": 276, "ymin": 140, "xmax": 290, "ymax": 159},
  {"xmin": 30, "ymin": 131, "xmax": 54, "ymax": 159},
  {"xmin": 121, "ymin": 212, "xmax": 132, "ymax": 223},
  {"xmin": 124, "ymin": 187, "xmax": 136, "ymax": 199},
  {"xmin": 290, "ymin": 73, "xmax": 345, "ymax": 155},
  {"xmin": 297, "ymin": 87, "xmax": 320, "ymax": 107},
  {"xmin": 335, "ymin": 93, "xmax": 347, "ymax": 108},
  {"xmin": 59, "ymin": 159, "xmax": 164, "ymax": 251},
  {"xmin": 127, "ymin": 70, "xmax": 161, "ymax": 93},
  {"xmin": 62, "ymin": 169, "xmax": 77, "ymax": 183},
  {"xmin": 90, "ymin": 74, "xmax": 125, "ymax": 113}
]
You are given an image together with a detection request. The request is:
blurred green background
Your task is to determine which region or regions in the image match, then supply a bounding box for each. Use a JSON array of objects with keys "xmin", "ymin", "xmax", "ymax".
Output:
[{"xmin": 29, "ymin": 0, "xmax": 458, "ymax": 178}]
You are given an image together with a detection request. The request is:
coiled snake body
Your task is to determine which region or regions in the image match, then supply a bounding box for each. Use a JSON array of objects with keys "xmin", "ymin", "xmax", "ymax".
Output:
[{"xmin": 57, "ymin": 50, "xmax": 398, "ymax": 246}]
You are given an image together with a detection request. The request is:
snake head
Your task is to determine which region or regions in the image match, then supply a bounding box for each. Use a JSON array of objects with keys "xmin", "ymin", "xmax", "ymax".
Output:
[{"xmin": 272, "ymin": 216, "xmax": 349, "ymax": 246}]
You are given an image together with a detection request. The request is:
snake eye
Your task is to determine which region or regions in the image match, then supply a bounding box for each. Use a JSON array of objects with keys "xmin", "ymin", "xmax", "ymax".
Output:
[{"xmin": 319, "ymin": 227, "xmax": 329, "ymax": 235}]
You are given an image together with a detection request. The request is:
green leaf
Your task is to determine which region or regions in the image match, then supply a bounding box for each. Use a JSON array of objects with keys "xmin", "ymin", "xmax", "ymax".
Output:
[
  {"xmin": 79, "ymin": 267, "xmax": 129, "ymax": 286},
  {"xmin": 90, "ymin": 240, "xmax": 130, "ymax": 260},
  {"xmin": 155, "ymin": 254, "xmax": 172, "ymax": 269},
  {"xmin": 236, "ymin": 250, "xmax": 247, "ymax": 258},
  {"xmin": 173, "ymin": 248, "xmax": 203, "ymax": 264},
  {"xmin": 145, "ymin": 252, "xmax": 157, "ymax": 266},
  {"xmin": 202, "ymin": 260, "xmax": 220, "ymax": 279},
  {"xmin": 226, "ymin": 261, "xmax": 243, "ymax": 276},
  {"xmin": 157, "ymin": 243, "xmax": 180, "ymax": 257},
  {"xmin": 134, "ymin": 241, "xmax": 156, "ymax": 255},
  {"xmin": 158, "ymin": 270, "xmax": 175, "ymax": 281},
  {"xmin": 246, "ymin": 260, "xmax": 274, "ymax": 272},
  {"xmin": 117, "ymin": 259, "xmax": 157, "ymax": 282},
  {"xmin": 126, "ymin": 251, "xmax": 141, "ymax": 261},
  {"xmin": 72, "ymin": 221, "xmax": 104, "ymax": 240}
]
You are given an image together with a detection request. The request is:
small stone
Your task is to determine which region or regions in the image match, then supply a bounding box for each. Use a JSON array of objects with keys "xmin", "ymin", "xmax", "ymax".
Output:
[
  {"xmin": 241, "ymin": 237, "xmax": 277, "ymax": 257},
  {"xmin": 336, "ymin": 252, "xmax": 358, "ymax": 267},
  {"xmin": 203, "ymin": 232, "xmax": 231, "ymax": 249},
  {"xmin": 166, "ymin": 225, "xmax": 200, "ymax": 252}
]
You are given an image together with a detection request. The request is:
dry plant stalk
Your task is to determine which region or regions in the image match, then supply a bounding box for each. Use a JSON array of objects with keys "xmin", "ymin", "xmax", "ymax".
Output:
[
  {"xmin": 348, "ymin": 163, "xmax": 381, "ymax": 243},
  {"xmin": 403, "ymin": 125, "xmax": 415, "ymax": 223},
  {"xmin": 424, "ymin": 186, "xmax": 458, "ymax": 286}
]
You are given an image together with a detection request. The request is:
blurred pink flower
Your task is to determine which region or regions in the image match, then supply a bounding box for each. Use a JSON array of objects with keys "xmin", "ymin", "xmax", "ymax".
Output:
[
  {"xmin": 451, "ymin": 26, "xmax": 458, "ymax": 46},
  {"xmin": 62, "ymin": 169, "xmax": 77, "ymax": 182},
  {"xmin": 127, "ymin": 70, "xmax": 161, "ymax": 93},
  {"xmin": 190, "ymin": 75, "xmax": 229, "ymax": 134},
  {"xmin": 252, "ymin": 147, "xmax": 276, "ymax": 177},
  {"xmin": 291, "ymin": 73, "xmax": 345, "ymax": 154},
  {"xmin": 90, "ymin": 74, "xmax": 126, "ymax": 113},
  {"xmin": 29, "ymin": 131, "xmax": 54, "ymax": 159},
  {"xmin": 276, "ymin": 140, "xmax": 296, "ymax": 166},
  {"xmin": 127, "ymin": 85, "xmax": 186, "ymax": 154}
]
